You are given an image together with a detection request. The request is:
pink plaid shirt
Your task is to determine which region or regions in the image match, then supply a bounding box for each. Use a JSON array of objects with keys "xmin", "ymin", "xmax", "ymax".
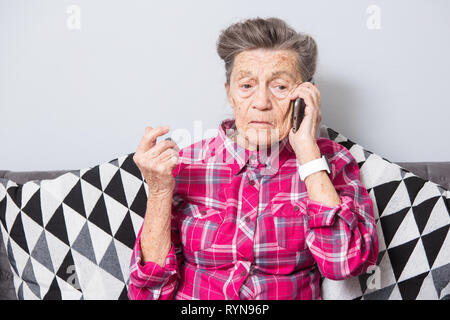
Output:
[{"xmin": 128, "ymin": 119, "xmax": 379, "ymax": 300}]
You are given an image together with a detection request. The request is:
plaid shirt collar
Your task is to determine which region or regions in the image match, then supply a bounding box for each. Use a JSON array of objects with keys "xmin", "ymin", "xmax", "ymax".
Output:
[{"xmin": 212, "ymin": 118, "xmax": 295, "ymax": 176}]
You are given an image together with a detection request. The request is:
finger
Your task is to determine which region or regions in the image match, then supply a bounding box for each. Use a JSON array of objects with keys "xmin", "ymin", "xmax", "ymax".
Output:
[
  {"xmin": 306, "ymin": 82, "xmax": 320, "ymax": 105},
  {"xmin": 159, "ymin": 148, "xmax": 179, "ymax": 162},
  {"xmin": 136, "ymin": 126, "xmax": 169, "ymax": 154},
  {"xmin": 146, "ymin": 126, "xmax": 171, "ymax": 145},
  {"xmin": 289, "ymin": 88, "xmax": 315, "ymax": 110},
  {"xmin": 165, "ymin": 137, "xmax": 181, "ymax": 153},
  {"xmin": 169, "ymin": 154, "xmax": 179, "ymax": 166},
  {"xmin": 291, "ymin": 85, "xmax": 320, "ymax": 109},
  {"xmin": 288, "ymin": 84, "xmax": 313, "ymax": 99},
  {"xmin": 135, "ymin": 126, "xmax": 152, "ymax": 156},
  {"xmin": 159, "ymin": 149, "xmax": 179, "ymax": 171},
  {"xmin": 305, "ymin": 81, "xmax": 320, "ymax": 96},
  {"xmin": 298, "ymin": 103, "xmax": 318, "ymax": 131},
  {"xmin": 298, "ymin": 105, "xmax": 315, "ymax": 134},
  {"xmin": 296, "ymin": 82, "xmax": 318, "ymax": 96},
  {"xmin": 307, "ymin": 86, "xmax": 320, "ymax": 108},
  {"xmin": 147, "ymin": 140, "xmax": 178, "ymax": 158}
]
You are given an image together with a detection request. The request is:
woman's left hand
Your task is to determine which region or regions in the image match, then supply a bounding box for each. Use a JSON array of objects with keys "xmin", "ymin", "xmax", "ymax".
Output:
[{"xmin": 288, "ymin": 81, "xmax": 322, "ymax": 165}]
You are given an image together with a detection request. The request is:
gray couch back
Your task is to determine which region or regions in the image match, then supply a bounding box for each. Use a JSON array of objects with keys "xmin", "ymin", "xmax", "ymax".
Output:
[{"xmin": 1, "ymin": 162, "xmax": 450, "ymax": 189}]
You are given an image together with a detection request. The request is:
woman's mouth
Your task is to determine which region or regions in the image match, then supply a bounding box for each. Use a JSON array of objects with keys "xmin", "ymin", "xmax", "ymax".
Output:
[{"xmin": 250, "ymin": 121, "xmax": 272, "ymax": 126}]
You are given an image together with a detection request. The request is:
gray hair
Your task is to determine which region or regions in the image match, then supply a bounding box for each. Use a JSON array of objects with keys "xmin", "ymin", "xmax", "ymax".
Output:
[{"xmin": 216, "ymin": 17, "xmax": 318, "ymax": 84}]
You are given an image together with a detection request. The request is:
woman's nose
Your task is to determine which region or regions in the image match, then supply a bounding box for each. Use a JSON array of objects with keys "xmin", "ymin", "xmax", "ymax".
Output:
[{"xmin": 252, "ymin": 86, "xmax": 272, "ymax": 110}]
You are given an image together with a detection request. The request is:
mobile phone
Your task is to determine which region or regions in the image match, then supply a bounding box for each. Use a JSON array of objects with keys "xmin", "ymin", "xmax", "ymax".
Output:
[{"xmin": 291, "ymin": 77, "xmax": 315, "ymax": 133}]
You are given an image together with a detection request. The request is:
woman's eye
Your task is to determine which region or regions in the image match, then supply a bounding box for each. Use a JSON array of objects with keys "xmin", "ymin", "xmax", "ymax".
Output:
[
  {"xmin": 276, "ymin": 85, "xmax": 287, "ymax": 90},
  {"xmin": 241, "ymin": 84, "xmax": 252, "ymax": 89}
]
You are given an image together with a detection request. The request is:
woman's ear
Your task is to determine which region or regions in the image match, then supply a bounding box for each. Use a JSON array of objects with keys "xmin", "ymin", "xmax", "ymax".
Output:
[{"xmin": 224, "ymin": 82, "xmax": 234, "ymax": 108}]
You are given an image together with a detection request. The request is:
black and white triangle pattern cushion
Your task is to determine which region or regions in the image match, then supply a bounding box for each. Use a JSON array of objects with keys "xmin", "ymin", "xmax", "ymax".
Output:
[
  {"xmin": 319, "ymin": 125, "xmax": 450, "ymax": 300},
  {"xmin": 0, "ymin": 124, "xmax": 449, "ymax": 299},
  {"xmin": 0, "ymin": 155, "xmax": 147, "ymax": 299}
]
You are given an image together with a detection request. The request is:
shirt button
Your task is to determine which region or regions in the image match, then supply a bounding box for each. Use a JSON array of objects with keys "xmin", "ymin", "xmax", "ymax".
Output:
[
  {"xmin": 240, "ymin": 271, "xmax": 247, "ymax": 277},
  {"xmin": 249, "ymin": 180, "xmax": 255, "ymax": 186},
  {"xmin": 293, "ymin": 205, "xmax": 300, "ymax": 212},
  {"xmin": 200, "ymin": 209, "xmax": 207, "ymax": 215},
  {"xmin": 245, "ymin": 216, "xmax": 251, "ymax": 223}
]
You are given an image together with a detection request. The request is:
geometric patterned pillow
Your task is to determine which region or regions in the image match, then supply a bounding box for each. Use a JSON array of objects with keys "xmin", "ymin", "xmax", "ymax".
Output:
[
  {"xmin": 0, "ymin": 155, "xmax": 146, "ymax": 299},
  {"xmin": 0, "ymin": 124, "xmax": 449, "ymax": 299},
  {"xmin": 318, "ymin": 125, "xmax": 450, "ymax": 300}
]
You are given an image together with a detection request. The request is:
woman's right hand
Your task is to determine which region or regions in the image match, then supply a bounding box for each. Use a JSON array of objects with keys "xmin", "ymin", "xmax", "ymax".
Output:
[{"xmin": 133, "ymin": 126, "xmax": 180, "ymax": 196}]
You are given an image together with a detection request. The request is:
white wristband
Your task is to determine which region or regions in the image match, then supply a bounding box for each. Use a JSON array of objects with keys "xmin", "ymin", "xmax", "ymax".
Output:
[{"xmin": 298, "ymin": 155, "xmax": 331, "ymax": 181}]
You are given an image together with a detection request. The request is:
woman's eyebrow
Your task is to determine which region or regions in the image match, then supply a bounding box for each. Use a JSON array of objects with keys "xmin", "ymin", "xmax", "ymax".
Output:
[
  {"xmin": 270, "ymin": 70, "xmax": 296, "ymax": 81},
  {"xmin": 236, "ymin": 70, "xmax": 253, "ymax": 79}
]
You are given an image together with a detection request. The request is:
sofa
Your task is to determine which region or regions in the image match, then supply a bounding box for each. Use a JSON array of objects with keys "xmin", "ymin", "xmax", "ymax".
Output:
[{"xmin": 0, "ymin": 127, "xmax": 450, "ymax": 300}]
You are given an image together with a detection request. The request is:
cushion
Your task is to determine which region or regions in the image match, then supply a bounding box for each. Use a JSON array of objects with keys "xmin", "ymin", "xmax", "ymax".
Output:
[
  {"xmin": 0, "ymin": 155, "xmax": 146, "ymax": 299},
  {"xmin": 0, "ymin": 124, "xmax": 448, "ymax": 299},
  {"xmin": 318, "ymin": 126, "xmax": 450, "ymax": 300},
  {"xmin": 0, "ymin": 231, "xmax": 16, "ymax": 299}
]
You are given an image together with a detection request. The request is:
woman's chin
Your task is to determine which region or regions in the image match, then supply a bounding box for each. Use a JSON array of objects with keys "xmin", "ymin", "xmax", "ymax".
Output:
[
  {"xmin": 246, "ymin": 134, "xmax": 284, "ymax": 150},
  {"xmin": 235, "ymin": 126, "xmax": 288, "ymax": 150}
]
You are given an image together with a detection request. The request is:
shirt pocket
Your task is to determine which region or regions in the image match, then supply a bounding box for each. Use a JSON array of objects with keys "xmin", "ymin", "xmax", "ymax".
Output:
[
  {"xmin": 179, "ymin": 202, "xmax": 225, "ymax": 253},
  {"xmin": 270, "ymin": 200, "xmax": 308, "ymax": 252}
]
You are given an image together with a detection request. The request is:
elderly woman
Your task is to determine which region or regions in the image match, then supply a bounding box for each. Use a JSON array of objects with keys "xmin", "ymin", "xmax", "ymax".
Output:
[{"xmin": 128, "ymin": 17, "xmax": 379, "ymax": 300}]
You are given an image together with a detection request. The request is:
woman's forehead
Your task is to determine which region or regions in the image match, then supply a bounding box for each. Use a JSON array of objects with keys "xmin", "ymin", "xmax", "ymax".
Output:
[{"xmin": 232, "ymin": 49, "xmax": 299, "ymax": 80}]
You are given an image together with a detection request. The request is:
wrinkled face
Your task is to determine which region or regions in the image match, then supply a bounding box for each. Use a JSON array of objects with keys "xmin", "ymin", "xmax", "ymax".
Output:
[{"xmin": 225, "ymin": 48, "xmax": 302, "ymax": 150}]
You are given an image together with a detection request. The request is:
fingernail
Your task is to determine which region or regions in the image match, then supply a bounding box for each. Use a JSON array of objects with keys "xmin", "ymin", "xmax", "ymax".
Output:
[{"xmin": 165, "ymin": 137, "xmax": 172, "ymax": 141}]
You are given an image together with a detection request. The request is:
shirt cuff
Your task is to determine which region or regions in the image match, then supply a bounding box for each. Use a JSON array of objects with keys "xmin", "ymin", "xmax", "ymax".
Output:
[
  {"xmin": 303, "ymin": 194, "xmax": 357, "ymax": 229},
  {"xmin": 129, "ymin": 237, "xmax": 178, "ymax": 288}
]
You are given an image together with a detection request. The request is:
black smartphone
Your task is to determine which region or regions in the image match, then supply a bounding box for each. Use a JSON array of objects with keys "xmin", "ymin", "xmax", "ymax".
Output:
[{"xmin": 291, "ymin": 77, "xmax": 315, "ymax": 133}]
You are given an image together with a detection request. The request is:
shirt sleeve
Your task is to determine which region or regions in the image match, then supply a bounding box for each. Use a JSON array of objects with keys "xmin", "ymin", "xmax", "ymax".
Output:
[
  {"xmin": 300, "ymin": 143, "xmax": 379, "ymax": 281},
  {"xmin": 127, "ymin": 198, "xmax": 184, "ymax": 300}
]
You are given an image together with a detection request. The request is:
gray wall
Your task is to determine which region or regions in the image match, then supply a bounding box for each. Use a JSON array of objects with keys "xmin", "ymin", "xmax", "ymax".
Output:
[{"xmin": 1, "ymin": 0, "xmax": 449, "ymax": 171}]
